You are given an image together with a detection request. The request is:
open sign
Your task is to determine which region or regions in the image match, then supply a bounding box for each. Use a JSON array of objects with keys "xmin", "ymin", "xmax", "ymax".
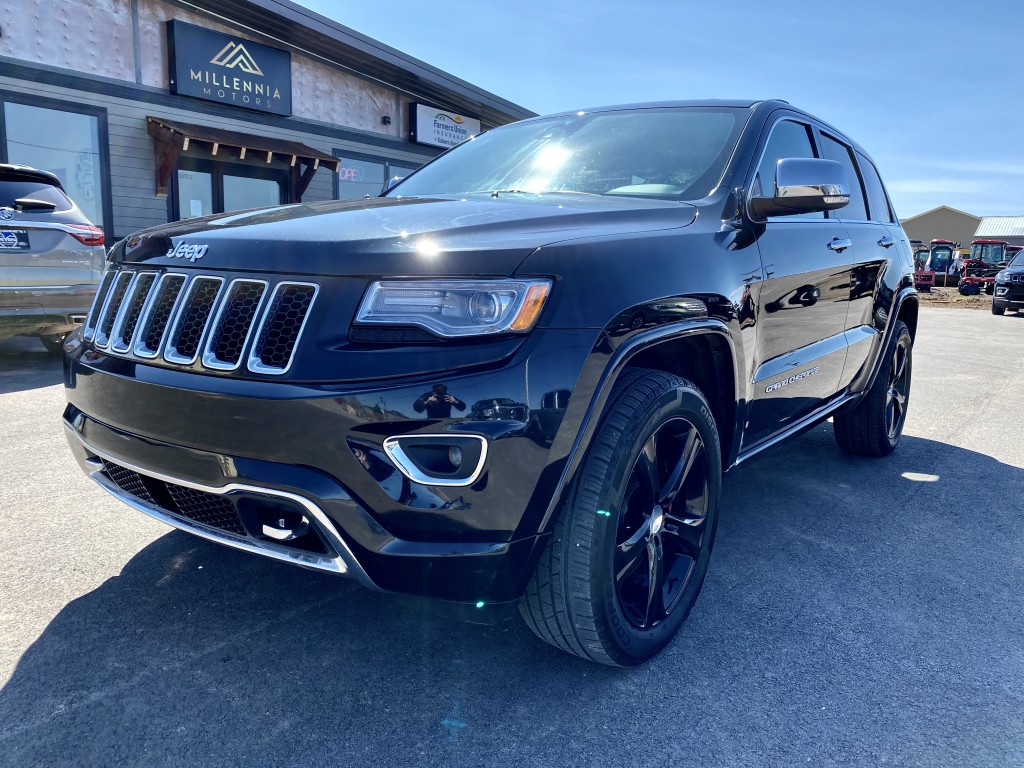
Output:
[{"xmin": 338, "ymin": 166, "xmax": 364, "ymax": 183}]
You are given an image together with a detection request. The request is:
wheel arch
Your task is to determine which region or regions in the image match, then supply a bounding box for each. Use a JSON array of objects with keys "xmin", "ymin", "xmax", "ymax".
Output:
[
  {"xmin": 896, "ymin": 291, "xmax": 919, "ymax": 341},
  {"xmin": 622, "ymin": 332, "xmax": 737, "ymax": 470},
  {"xmin": 534, "ymin": 319, "xmax": 741, "ymax": 536},
  {"xmin": 850, "ymin": 286, "xmax": 918, "ymax": 397}
]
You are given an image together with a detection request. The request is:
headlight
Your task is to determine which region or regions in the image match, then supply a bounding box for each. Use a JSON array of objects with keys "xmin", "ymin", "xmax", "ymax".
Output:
[{"xmin": 355, "ymin": 279, "xmax": 552, "ymax": 338}]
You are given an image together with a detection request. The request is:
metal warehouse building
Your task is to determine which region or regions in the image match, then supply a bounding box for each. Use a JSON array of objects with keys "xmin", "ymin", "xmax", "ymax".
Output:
[
  {"xmin": 899, "ymin": 205, "xmax": 981, "ymax": 248},
  {"xmin": 0, "ymin": 0, "xmax": 533, "ymax": 241},
  {"xmin": 974, "ymin": 217, "xmax": 1024, "ymax": 247}
]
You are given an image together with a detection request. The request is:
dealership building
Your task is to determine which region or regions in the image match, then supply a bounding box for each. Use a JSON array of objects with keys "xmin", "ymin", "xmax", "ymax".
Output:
[{"xmin": 0, "ymin": 0, "xmax": 533, "ymax": 240}]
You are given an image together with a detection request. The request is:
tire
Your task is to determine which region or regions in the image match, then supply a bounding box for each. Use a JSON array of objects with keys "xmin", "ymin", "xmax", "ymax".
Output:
[
  {"xmin": 985, "ymin": 283, "xmax": 994, "ymax": 296},
  {"xmin": 520, "ymin": 368, "xmax": 722, "ymax": 666},
  {"xmin": 992, "ymin": 304, "xmax": 1005, "ymax": 316},
  {"xmin": 834, "ymin": 320, "xmax": 912, "ymax": 457},
  {"xmin": 39, "ymin": 333, "xmax": 67, "ymax": 355}
]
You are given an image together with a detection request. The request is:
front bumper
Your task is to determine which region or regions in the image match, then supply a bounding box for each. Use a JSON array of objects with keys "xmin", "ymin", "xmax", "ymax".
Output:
[
  {"xmin": 994, "ymin": 284, "xmax": 1024, "ymax": 309},
  {"xmin": 62, "ymin": 327, "xmax": 597, "ymax": 617}
]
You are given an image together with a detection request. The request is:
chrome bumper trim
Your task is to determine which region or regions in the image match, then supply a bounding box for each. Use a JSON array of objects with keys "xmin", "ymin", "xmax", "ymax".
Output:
[
  {"xmin": 382, "ymin": 434, "xmax": 488, "ymax": 487},
  {"xmin": 69, "ymin": 428, "xmax": 378, "ymax": 589}
]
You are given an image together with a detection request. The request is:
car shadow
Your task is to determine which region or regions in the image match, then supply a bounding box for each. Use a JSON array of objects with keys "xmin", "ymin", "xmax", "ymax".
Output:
[
  {"xmin": 0, "ymin": 337, "xmax": 64, "ymax": 394},
  {"xmin": 2, "ymin": 429, "xmax": 1023, "ymax": 766}
]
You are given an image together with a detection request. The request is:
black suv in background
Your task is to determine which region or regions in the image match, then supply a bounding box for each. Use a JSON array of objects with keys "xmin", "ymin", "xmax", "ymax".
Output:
[
  {"xmin": 63, "ymin": 100, "xmax": 917, "ymax": 666},
  {"xmin": 992, "ymin": 251, "xmax": 1024, "ymax": 315},
  {"xmin": 0, "ymin": 164, "xmax": 105, "ymax": 352}
]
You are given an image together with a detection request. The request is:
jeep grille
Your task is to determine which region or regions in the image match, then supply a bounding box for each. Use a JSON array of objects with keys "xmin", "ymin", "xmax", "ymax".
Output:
[{"xmin": 85, "ymin": 268, "xmax": 318, "ymax": 376}]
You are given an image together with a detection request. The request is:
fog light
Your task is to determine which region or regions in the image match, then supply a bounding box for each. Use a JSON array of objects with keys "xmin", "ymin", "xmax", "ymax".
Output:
[
  {"xmin": 448, "ymin": 445, "xmax": 463, "ymax": 468},
  {"xmin": 380, "ymin": 434, "xmax": 488, "ymax": 487}
]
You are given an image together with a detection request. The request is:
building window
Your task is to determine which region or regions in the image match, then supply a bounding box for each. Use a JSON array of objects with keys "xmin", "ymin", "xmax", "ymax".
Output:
[
  {"xmin": 223, "ymin": 173, "xmax": 282, "ymax": 212},
  {"xmin": 172, "ymin": 159, "xmax": 287, "ymax": 220},
  {"xmin": 177, "ymin": 169, "xmax": 214, "ymax": 219},
  {"xmin": 336, "ymin": 157, "xmax": 386, "ymax": 200},
  {"xmin": 333, "ymin": 151, "xmax": 423, "ymax": 200},
  {"xmin": 0, "ymin": 96, "xmax": 111, "ymax": 235}
]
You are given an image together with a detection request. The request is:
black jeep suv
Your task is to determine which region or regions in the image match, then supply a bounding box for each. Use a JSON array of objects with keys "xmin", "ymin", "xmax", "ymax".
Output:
[
  {"xmin": 63, "ymin": 100, "xmax": 917, "ymax": 666},
  {"xmin": 992, "ymin": 251, "xmax": 1024, "ymax": 315}
]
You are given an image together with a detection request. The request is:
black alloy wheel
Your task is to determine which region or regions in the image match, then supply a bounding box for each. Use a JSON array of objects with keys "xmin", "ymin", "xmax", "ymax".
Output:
[
  {"xmin": 520, "ymin": 368, "xmax": 721, "ymax": 666},
  {"xmin": 885, "ymin": 337, "xmax": 911, "ymax": 441},
  {"xmin": 615, "ymin": 417, "xmax": 710, "ymax": 629}
]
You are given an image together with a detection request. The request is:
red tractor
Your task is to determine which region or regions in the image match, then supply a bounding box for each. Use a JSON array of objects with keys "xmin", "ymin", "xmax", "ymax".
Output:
[
  {"xmin": 925, "ymin": 239, "xmax": 959, "ymax": 288},
  {"xmin": 911, "ymin": 239, "xmax": 933, "ymax": 291},
  {"xmin": 959, "ymin": 239, "xmax": 1012, "ymax": 295}
]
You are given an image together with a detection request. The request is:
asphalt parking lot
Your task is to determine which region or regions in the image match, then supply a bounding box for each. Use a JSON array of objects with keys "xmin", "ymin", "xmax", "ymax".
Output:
[{"xmin": 1, "ymin": 306, "xmax": 1023, "ymax": 767}]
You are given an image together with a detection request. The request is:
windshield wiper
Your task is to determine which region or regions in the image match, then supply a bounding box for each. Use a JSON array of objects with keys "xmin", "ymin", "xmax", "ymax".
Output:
[
  {"xmin": 14, "ymin": 197, "xmax": 57, "ymax": 212},
  {"xmin": 490, "ymin": 189, "xmax": 534, "ymax": 197}
]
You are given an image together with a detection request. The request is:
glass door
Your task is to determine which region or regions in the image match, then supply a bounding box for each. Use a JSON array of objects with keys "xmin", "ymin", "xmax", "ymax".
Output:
[
  {"xmin": 172, "ymin": 160, "xmax": 287, "ymax": 221},
  {"xmin": 177, "ymin": 169, "xmax": 214, "ymax": 219}
]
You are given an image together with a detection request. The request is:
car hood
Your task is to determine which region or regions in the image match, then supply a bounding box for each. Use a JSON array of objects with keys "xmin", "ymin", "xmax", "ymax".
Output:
[{"xmin": 114, "ymin": 194, "xmax": 697, "ymax": 277}]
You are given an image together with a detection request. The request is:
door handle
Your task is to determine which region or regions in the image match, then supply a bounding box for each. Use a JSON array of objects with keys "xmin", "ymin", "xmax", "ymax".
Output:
[
  {"xmin": 878, "ymin": 236, "xmax": 895, "ymax": 248},
  {"xmin": 828, "ymin": 237, "xmax": 852, "ymax": 253}
]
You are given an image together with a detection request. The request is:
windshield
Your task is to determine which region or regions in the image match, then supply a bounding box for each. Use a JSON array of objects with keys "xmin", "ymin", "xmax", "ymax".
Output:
[
  {"xmin": 389, "ymin": 107, "xmax": 747, "ymax": 201},
  {"xmin": 928, "ymin": 246, "xmax": 954, "ymax": 271},
  {"xmin": 1010, "ymin": 252, "xmax": 1024, "ymax": 267},
  {"xmin": 970, "ymin": 243, "xmax": 1006, "ymax": 264}
]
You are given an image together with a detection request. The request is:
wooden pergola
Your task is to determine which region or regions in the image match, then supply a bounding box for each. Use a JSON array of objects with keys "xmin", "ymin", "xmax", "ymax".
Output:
[{"xmin": 147, "ymin": 116, "xmax": 340, "ymax": 201}]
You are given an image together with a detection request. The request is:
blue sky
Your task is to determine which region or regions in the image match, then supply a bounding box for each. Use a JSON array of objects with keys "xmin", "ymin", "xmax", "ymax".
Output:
[{"xmin": 299, "ymin": 0, "xmax": 1024, "ymax": 219}]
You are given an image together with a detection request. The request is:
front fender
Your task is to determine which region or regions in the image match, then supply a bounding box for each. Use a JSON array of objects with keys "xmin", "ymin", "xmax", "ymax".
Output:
[{"xmin": 529, "ymin": 318, "xmax": 738, "ymax": 537}]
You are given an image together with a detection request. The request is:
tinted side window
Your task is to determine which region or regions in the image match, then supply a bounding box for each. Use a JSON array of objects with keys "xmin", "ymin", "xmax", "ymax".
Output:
[
  {"xmin": 753, "ymin": 120, "xmax": 822, "ymax": 219},
  {"xmin": 856, "ymin": 152, "xmax": 894, "ymax": 223},
  {"xmin": 819, "ymin": 133, "xmax": 867, "ymax": 221}
]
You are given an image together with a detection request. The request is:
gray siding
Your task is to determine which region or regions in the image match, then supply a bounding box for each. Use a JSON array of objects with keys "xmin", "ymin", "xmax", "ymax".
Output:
[{"xmin": 1, "ymin": 75, "xmax": 435, "ymax": 239}]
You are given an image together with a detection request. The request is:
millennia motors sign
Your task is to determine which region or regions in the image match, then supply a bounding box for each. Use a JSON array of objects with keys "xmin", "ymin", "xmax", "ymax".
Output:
[
  {"xmin": 410, "ymin": 104, "xmax": 482, "ymax": 149},
  {"xmin": 167, "ymin": 20, "xmax": 293, "ymax": 116}
]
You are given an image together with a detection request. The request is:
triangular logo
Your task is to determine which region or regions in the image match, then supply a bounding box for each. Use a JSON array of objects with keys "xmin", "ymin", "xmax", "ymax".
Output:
[{"xmin": 210, "ymin": 41, "xmax": 264, "ymax": 76}]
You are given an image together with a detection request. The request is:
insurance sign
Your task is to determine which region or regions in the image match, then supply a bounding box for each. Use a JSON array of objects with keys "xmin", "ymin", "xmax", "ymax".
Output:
[{"xmin": 410, "ymin": 104, "xmax": 481, "ymax": 149}]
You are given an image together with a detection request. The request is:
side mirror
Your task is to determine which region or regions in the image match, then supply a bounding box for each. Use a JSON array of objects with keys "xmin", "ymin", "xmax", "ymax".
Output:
[
  {"xmin": 381, "ymin": 176, "xmax": 405, "ymax": 195},
  {"xmin": 750, "ymin": 158, "xmax": 850, "ymax": 218}
]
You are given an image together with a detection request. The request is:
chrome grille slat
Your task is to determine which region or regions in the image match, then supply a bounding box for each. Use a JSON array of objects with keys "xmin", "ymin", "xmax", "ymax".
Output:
[
  {"xmin": 94, "ymin": 271, "xmax": 134, "ymax": 349},
  {"xmin": 83, "ymin": 270, "xmax": 116, "ymax": 341},
  {"xmin": 111, "ymin": 272, "xmax": 158, "ymax": 353},
  {"xmin": 134, "ymin": 273, "xmax": 188, "ymax": 358},
  {"xmin": 164, "ymin": 277, "xmax": 225, "ymax": 365},
  {"xmin": 202, "ymin": 279, "xmax": 269, "ymax": 371},
  {"xmin": 247, "ymin": 282, "xmax": 319, "ymax": 376},
  {"xmin": 88, "ymin": 269, "xmax": 317, "ymax": 376}
]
